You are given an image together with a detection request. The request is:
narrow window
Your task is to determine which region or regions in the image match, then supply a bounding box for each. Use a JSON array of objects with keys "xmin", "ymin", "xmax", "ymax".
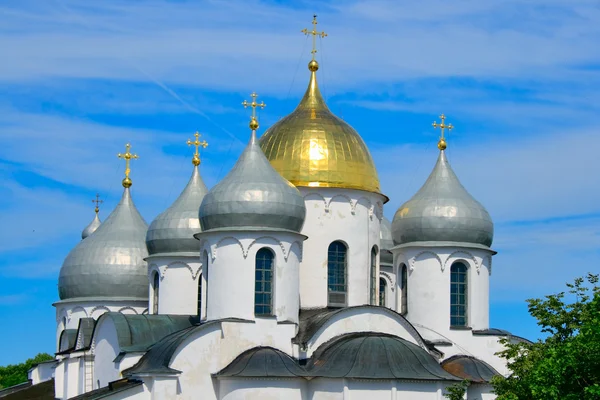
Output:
[
  {"xmin": 327, "ymin": 241, "xmax": 348, "ymax": 307},
  {"xmin": 152, "ymin": 271, "xmax": 159, "ymax": 314},
  {"xmin": 202, "ymin": 250, "xmax": 208, "ymax": 318},
  {"xmin": 255, "ymin": 248, "xmax": 274, "ymax": 316},
  {"xmin": 450, "ymin": 262, "xmax": 468, "ymax": 327},
  {"xmin": 370, "ymin": 246, "xmax": 378, "ymax": 305},
  {"xmin": 400, "ymin": 264, "xmax": 408, "ymax": 315},
  {"xmin": 379, "ymin": 278, "xmax": 387, "ymax": 307}
]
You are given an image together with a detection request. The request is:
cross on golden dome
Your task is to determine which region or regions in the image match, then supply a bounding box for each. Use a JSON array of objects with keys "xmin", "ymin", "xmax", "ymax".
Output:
[
  {"xmin": 187, "ymin": 132, "xmax": 208, "ymax": 166},
  {"xmin": 302, "ymin": 15, "xmax": 327, "ymax": 63},
  {"xmin": 242, "ymin": 92, "xmax": 266, "ymax": 131},
  {"xmin": 432, "ymin": 114, "xmax": 454, "ymax": 150},
  {"xmin": 92, "ymin": 193, "xmax": 103, "ymax": 214},
  {"xmin": 117, "ymin": 143, "xmax": 139, "ymax": 188}
]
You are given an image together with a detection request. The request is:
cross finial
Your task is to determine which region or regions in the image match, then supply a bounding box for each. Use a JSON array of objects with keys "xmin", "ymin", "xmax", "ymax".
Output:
[
  {"xmin": 92, "ymin": 193, "xmax": 103, "ymax": 214},
  {"xmin": 187, "ymin": 131, "xmax": 208, "ymax": 166},
  {"xmin": 117, "ymin": 143, "xmax": 139, "ymax": 188},
  {"xmin": 432, "ymin": 114, "xmax": 454, "ymax": 150},
  {"xmin": 301, "ymin": 14, "xmax": 327, "ymax": 62},
  {"xmin": 242, "ymin": 92, "xmax": 266, "ymax": 131}
]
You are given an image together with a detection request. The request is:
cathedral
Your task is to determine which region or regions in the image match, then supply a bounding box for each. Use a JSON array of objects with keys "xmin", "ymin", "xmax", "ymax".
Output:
[{"xmin": 20, "ymin": 16, "xmax": 528, "ymax": 400}]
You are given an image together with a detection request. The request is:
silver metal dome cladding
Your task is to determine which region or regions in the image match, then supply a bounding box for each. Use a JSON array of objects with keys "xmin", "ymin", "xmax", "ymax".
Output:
[
  {"xmin": 380, "ymin": 217, "xmax": 394, "ymax": 250},
  {"xmin": 81, "ymin": 213, "xmax": 101, "ymax": 239},
  {"xmin": 58, "ymin": 188, "xmax": 149, "ymax": 300},
  {"xmin": 392, "ymin": 151, "xmax": 493, "ymax": 247},
  {"xmin": 199, "ymin": 132, "xmax": 306, "ymax": 232},
  {"xmin": 146, "ymin": 166, "xmax": 208, "ymax": 256}
]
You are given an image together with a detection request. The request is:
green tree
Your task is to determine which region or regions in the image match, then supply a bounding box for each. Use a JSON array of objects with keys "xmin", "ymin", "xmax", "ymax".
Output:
[
  {"xmin": 0, "ymin": 353, "xmax": 54, "ymax": 389},
  {"xmin": 445, "ymin": 379, "xmax": 470, "ymax": 400},
  {"xmin": 492, "ymin": 273, "xmax": 600, "ymax": 400}
]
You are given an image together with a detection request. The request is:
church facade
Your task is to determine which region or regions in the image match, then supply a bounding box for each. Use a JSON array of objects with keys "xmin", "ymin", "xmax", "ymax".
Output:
[{"xmin": 27, "ymin": 17, "xmax": 528, "ymax": 400}]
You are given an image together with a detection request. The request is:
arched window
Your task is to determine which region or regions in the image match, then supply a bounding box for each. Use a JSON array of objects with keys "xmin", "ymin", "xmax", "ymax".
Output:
[
  {"xmin": 400, "ymin": 264, "xmax": 408, "ymax": 315},
  {"xmin": 201, "ymin": 250, "xmax": 208, "ymax": 318},
  {"xmin": 152, "ymin": 271, "xmax": 159, "ymax": 314},
  {"xmin": 327, "ymin": 241, "xmax": 348, "ymax": 307},
  {"xmin": 379, "ymin": 278, "xmax": 387, "ymax": 307},
  {"xmin": 255, "ymin": 248, "xmax": 274, "ymax": 316},
  {"xmin": 370, "ymin": 246, "xmax": 378, "ymax": 305},
  {"xmin": 450, "ymin": 262, "xmax": 468, "ymax": 327}
]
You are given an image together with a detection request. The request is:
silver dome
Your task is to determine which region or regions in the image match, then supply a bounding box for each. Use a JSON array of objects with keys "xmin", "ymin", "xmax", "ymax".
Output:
[
  {"xmin": 146, "ymin": 166, "xmax": 208, "ymax": 256},
  {"xmin": 58, "ymin": 188, "xmax": 149, "ymax": 300},
  {"xmin": 199, "ymin": 131, "xmax": 306, "ymax": 232},
  {"xmin": 380, "ymin": 217, "xmax": 394, "ymax": 250},
  {"xmin": 81, "ymin": 213, "xmax": 101, "ymax": 239},
  {"xmin": 392, "ymin": 150, "xmax": 493, "ymax": 248}
]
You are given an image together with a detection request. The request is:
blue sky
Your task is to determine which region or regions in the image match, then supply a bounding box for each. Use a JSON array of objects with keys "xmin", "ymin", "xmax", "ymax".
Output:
[{"xmin": 0, "ymin": 0, "xmax": 599, "ymax": 364}]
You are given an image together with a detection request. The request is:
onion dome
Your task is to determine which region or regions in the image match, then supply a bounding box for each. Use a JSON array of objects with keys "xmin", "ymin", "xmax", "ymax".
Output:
[
  {"xmin": 146, "ymin": 135, "xmax": 209, "ymax": 256},
  {"xmin": 59, "ymin": 144, "xmax": 149, "ymax": 301},
  {"xmin": 392, "ymin": 140, "xmax": 493, "ymax": 248},
  {"xmin": 199, "ymin": 98, "xmax": 306, "ymax": 233},
  {"xmin": 380, "ymin": 217, "xmax": 394, "ymax": 265},
  {"xmin": 81, "ymin": 213, "xmax": 101, "ymax": 240},
  {"xmin": 258, "ymin": 58, "xmax": 382, "ymax": 195}
]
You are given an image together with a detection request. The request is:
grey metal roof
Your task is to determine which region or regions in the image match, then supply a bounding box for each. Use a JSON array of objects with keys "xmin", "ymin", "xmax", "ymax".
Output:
[
  {"xmin": 76, "ymin": 318, "xmax": 96, "ymax": 350},
  {"xmin": 146, "ymin": 166, "xmax": 208, "ymax": 256},
  {"xmin": 215, "ymin": 347, "xmax": 307, "ymax": 378},
  {"xmin": 97, "ymin": 313, "xmax": 200, "ymax": 353},
  {"xmin": 380, "ymin": 216, "xmax": 394, "ymax": 250},
  {"xmin": 69, "ymin": 379, "xmax": 142, "ymax": 400},
  {"xmin": 441, "ymin": 355, "xmax": 500, "ymax": 383},
  {"xmin": 58, "ymin": 188, "xmax": 149, "ymax": 301},
  {"xmin": 392, "ymin": 150, "xmax": 493, "ymax": 248},
  {"xmin": 307, "ymin": 332, "xmax": 460, "ymax": 380},
  {"xmin": 217, "ymin": 333, "xmax": 459, "ymax": 381},
  {"xmin": 0, "ymin": 379, "xmax": 54, "ymax": 400},
  {"xmin": 199, "ymin": 131, "xmax": 306, "ymax": 233},
  {"xmin": 82, "ymin": 213, "xmax": 101, "ymax": 239},
  {"xmin": 294, "ymin": 305, "xmax": 426, "ymax": 348}
]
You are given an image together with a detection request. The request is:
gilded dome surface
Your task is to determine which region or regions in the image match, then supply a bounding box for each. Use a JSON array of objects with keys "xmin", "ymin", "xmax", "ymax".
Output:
[
  {"xmin": 58, "ymin": 188, "xmax": 149, "ymax": 300},
  {"xmin": 199, "ymin": 131, "xmax": 306, "ymax": 233},
  {"xmin": 146, "ymin": 165, "xmax": 208, "ymax": 256},
  {"xmin": 259, "ymin": 62, "xmax": 381, "ymax": 194},
  {"xmin": 392, "ymin": 150, "xmax": 493, "ymax": 247}
]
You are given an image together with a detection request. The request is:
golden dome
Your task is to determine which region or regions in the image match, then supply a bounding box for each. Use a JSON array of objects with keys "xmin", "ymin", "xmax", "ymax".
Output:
[{"xmin": 259, "ymin": 61, "xmax": 382, "ymax": 195}]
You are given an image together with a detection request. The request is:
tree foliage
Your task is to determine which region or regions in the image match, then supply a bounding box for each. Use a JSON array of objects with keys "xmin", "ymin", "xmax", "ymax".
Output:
[
  {"xmin": 445, "ymin": 379, "xmax": 470, "ymax": 400},
  {"xmin": 492, "ymin": 274, "xmax": 600, "ymax": 400},
  {"xmin": 0, "ymin": 353, "xmax": 54, "ymax": 389}
]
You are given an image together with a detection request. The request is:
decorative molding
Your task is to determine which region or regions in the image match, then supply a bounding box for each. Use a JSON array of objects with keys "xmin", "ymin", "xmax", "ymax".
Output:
[
  {"xmin": 148, "ymin": 264, "xmax": 166, "ymax": 280},
  {"xmin": 444, "ymin": 250, "xmax": 480, "ymax": 274},
  {"xmin": 90, "ymin": 305, "xmax": 110, "ymax": 319},
  {"xmin": 289, "ymin": 241, "xmax": 303, "ymax": 263},
  {"xmin": 304, "ymin": 192, "xmax": 329, "ymax": 213},
  {"xmin": 484, "ymin": 255, "xmax": 493, "ymax": 276},
  {"xmin": 166, "ymin": 261, "xmax": 202, "ymax": 280},
  {"xmin": 328, "ymin": 194, "xmax": 356, "ymax": 215},
  {"xmin": 214, "ymin": 236, "xmax": 244, "ymax": 261},
  {"xmin": 380, "ymin": 271, "xmax": 395, "ymax": 292},
  {"xmin": 247, "ymin": 236, "xmax": 286, "ymax": 260},
  {"xmin": 70, "ymin": 306, "xmax": 88, "ymax": 319},
  {"xmin": 410, "ymin": 251, "xmax": 443, "ymax": 272},
  {"xmin": 118, "ymin": 306, "xmax": 139, "ymax": 315},
  {"xmin": 356, "ymin": 196, "xmax": 374, "ymax": 218}
]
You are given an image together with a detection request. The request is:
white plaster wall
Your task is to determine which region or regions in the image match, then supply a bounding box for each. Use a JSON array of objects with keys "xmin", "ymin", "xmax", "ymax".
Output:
[
  {"xmin": 219, "ymin": 378, "xmax": 306, "ymax": 400},
  {"xmin": 303, "ymin": 308, "xmax": 426, "ymax": 358},
  {"xmin": 393, "ymin": 246, "xmax": 493, "ymax": 337},
  {"xmin": 199, "ymin": 231, "xmax": 303, "ymax": 323},
  {"xmin": 65, "ymin": 357, "xmax": 81, "ymax": 399},
  {"xmin": 148, "ymin": 257, "xmax": 201, "ymax": 315},
  {"xmin": 28, "ymin": 361, "xmax": 55, "ymax": 384},
  {"xmin": 54, "ymin": 359, "xmax": 65, "ymax": 399},
  {"xmin": 299, "ymin": 188, "xmax": 385, "ymax": 308},
  {"xmin": 308, "ymin": 379, "xmax": 447, "ymax": 400},
  {"xmin": 93, "ymin": 317, "xmax": 121, "ymax": 390},
  {"xmin": 309, "ymin": 378, "xmax": 344, "ymax": 400},
  {"xmin": 468, "ymin": 384, "xmax": 495, "ymax": 400},
  {"xmin": 380, "ymin": 266, "xmax": 396, "ymax": 310}
]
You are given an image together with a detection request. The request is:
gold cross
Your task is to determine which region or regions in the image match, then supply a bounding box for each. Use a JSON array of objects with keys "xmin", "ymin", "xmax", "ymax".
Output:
[
  {"xmin": 302, "ymin": 15, "xmax": 327, "ymax": 60},
  {"xmin": 187, "ymin": 131, "xmax": 208, "ymax": 166},
  {"xmin": 117, "ymin": 143, "xmax": 139, "ymax": 188},
  {"xmin": 92, "ymin": 193, "xmax": 103, "ymax": 214},
  {"xmin": 432, "ymin": 114, "xmax": 453, "ymax": 150},
  {"xmin": 242, "ymin": 92, "xmax": 266, "ymax": 131}
]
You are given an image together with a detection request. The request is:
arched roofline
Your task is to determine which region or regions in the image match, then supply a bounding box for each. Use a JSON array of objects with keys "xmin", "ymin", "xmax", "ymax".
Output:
[
  {"xmin": 294, "ymin": 305, "xmax": 428, "ymax": 350},
  {"xmin": 123, "ymin": 317, "xmax": 253, "ymax": 377}
]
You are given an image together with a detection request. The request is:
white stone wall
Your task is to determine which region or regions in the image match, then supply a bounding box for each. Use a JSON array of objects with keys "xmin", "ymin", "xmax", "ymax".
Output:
[
  {"xmin": 147, "ymin": 256, "xmax": 201, "ymax": 315},
  {"xmin": 299, "ymin": 188, "xmax": 385, "ymax": 308},
  {"xmin": 393, "ymin": 245, "xmax": 494, "ymax": 337},
  {"xmin": 219, "ymin": 378, "xmax": 306, "ymax": 400},
  {"xmin": 198, "ymin": 230, "xmax": 304, "ymax": 323}
]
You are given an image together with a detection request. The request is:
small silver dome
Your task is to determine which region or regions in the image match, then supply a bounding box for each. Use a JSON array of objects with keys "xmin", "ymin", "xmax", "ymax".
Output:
[
  {"xmin": 146, "ymin": 166, "xmax": 208, "ymax": 256},
  {"xmin": 199, "ymin": 132, "xmax": 306, "ymax": 232},
  {"xmin": 81, "ymin": 213, "xmax": 101, "ymax": 239},
  {"xmin": 59, "ymin": 188, "xmax": 149, "ymax": 300},
  {"xmin": 392, "ymin": 150, "xmax": 493, "ymax": 247},
  {"xmin": 380, "ymin": 217, "xmax": 394, "ymax": 250}
]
